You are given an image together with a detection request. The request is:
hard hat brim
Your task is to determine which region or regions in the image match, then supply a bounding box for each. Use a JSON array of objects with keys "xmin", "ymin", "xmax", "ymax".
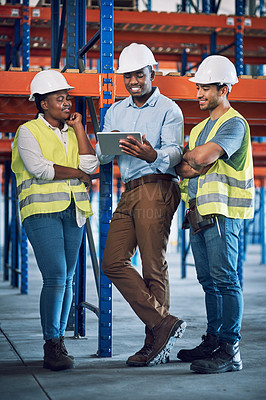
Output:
[
  {"xmin": 188, "ymin": 76, "xmax": 238, "ymax": 85},
  {"xmin": 29, "ymin": 86, "xmax": 75, "ymax": 101},
  {"xmin": 116, "ymin": 62, "xmax": 158, "ymax": 74}
]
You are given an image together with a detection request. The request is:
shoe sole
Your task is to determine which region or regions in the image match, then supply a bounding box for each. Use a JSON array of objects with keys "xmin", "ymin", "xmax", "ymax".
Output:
[
  {"xmin": 127, "ymin": 355, "xmax": 170, "ymax": 367},
  {"xmin": 127, "ymin": 359, "xmax": 151, "ymax": 367},
  {"xmin": 147, "ymin": 320, "xmax": 187, "ymax": 366},
  {"xmin": 190, "ymin": 361, "xmax": 243, "ymax": 374},
  {"xmin": 177, "ymin": 351, "xmax": 217, "ymax": 363},
  {"xmin": 43, "ymin": 361, "xmax": 74, "ymax": 371}
]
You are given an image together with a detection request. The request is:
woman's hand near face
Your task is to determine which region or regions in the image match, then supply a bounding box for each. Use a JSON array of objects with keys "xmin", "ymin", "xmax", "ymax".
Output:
[
  {"xmin": 66, "ymin": 112, "xmax": 96, "ymax": 155},
  {"xmin": 66, "ymin": 112, "xmax": 83, "ymax": 128}
]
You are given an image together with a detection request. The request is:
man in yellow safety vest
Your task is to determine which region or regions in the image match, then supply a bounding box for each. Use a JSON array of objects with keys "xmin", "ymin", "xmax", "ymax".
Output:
[{"xmin": 175, "ymin": 55, "xmax": 254, "ymax": 374}]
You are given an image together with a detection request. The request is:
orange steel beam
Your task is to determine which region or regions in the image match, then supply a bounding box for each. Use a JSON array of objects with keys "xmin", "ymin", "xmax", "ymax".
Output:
[
  {"xmin": 1, "ymin": 50, "xmax": 265, "ymax": 66},
  {"xmin": 29, "ymin": 7, "xmax": 266, "ymax": 31},
  {"xmin": 2, "ymin": 140, "xmax": 266, "ymax": 163},
  {"xmin": 1, "ymin": 71, "xmax": 266, "ymax": 101},
  {"xmin": 1, "ymin": 6, "xmax": 265, "ymax": 43},
  {"xmin": 153, "ymin": 74, "xmax": 266, "ymax": 102},
  {"xmin": 254, "ymin": 167, "xmax": 266, "ymax": 187},
  {"xmin": 1, "ymin": 71, "xmax": 266, "ymax": 102},
  {"xmin": 0, "ymin": 138, "xmax": 12, "ymax": 163},
  {"xmin": 0, "ymin": 50, "xmax": 265, "ymax": 67},
  {"xmin": 2, "ymin": 24, "xmax": 265, "ymax": 49},
  {"xmin": 0, "ymin": 71, "xmax": 101, "ymax": 97},
  {"xmin": 1, "ymin": 22, "xmax": 265, "ymax": 51},
  {"xmin": 252, "ymin": 143, "xmax": 266, "ymax": 167},
  {"xmin": 1, "ymin": 6, "xmax": 264, "ymax": 31},
  {"xmin": 112, "ymin": 10, "xmax": 266, "ymax": 31},
  {"xmin": 0, "ymin": 72, "xmax": 265, "ymax": 136},
  {"xmin": 1, "ymin": 6, "xmax": 265, "ymax": 65},
  {"xmin": 2, "ymin": 132, "xmax": 266, "ymax": 157},
  {"xmin": 112, "ymin": 30, "xmax": 266, "ymax": 49}
]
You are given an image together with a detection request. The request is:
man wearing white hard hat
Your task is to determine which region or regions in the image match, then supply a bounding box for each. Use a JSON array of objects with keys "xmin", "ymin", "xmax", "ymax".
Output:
[
  {"xmin": 95, "ymin": 43, "xmax": 186, "ymax": 367},
  {"xmin": 12, "ymin": 70, "xmax": 99, "ymax": 371},
  {"xmin": 176, "ymin": 55, "xmax": 254, "ymax": 373}
]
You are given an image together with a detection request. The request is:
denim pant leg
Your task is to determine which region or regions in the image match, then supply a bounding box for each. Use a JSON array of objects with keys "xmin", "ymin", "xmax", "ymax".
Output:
[
  {"xmin": 190, "ymin": 215, "xmax": 243, "ymax": 344},
  {"xmin": 23, "ymin": 204, "xmax": 83, "ymax": 340},
  {"xmin": 190, "ymin": 227, "xmax": 223, "ymax": 337},
  {"xmin": 60, "ymin": 207, "xmax": 84, "ymax": 336}
]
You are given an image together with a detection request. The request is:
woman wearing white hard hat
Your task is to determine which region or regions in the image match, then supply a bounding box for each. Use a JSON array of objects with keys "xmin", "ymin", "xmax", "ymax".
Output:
[{"xmin": 12, "ymin": 70, "xmax": 99, "ymax": 371}]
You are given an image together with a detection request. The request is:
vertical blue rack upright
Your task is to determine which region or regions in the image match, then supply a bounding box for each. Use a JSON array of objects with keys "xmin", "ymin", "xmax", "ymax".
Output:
[{"xmin": 98, "ymin": 0, "xmax": 114, "ymax": 358}]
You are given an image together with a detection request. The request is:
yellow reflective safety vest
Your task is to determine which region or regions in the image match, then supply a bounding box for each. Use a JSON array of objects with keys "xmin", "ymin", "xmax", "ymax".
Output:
[
  {"xmin": 179, "ymin": 107, "xmax": 254, "ymax": 219},
  {"xmin": 11, "ymin": 118, "xmax": 93, "ymax": 222}
]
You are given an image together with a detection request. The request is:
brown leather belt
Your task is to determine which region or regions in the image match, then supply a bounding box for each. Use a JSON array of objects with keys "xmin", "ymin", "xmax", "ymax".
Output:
[{"xmin": 125, "ymin": 173, "xmax": 178, "ymax": 192}]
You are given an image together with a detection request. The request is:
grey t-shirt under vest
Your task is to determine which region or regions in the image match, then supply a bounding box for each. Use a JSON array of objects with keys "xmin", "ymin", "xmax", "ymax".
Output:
[{"xmin": 188, "ymin": 116, "xmax": 246, "ymax": 199}]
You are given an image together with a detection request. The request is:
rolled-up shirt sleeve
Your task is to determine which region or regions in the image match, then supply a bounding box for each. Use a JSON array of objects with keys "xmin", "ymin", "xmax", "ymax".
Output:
[
  {"xmin": 17, "ymin": 125, "xmax": 55, "ymax": 180},
  {"xmin": 79, "ymin": 154, "xmax": 100, "ymax": 174},
  {"xmin": 149, "ymin": 103, "xmax": 184, "ymax": 173}
]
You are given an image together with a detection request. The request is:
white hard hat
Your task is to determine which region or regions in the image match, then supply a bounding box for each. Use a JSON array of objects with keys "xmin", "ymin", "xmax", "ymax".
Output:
[
  {"xmin": 29, "ymin": 70, "xmax": 74, "ymax": 101},
  {"xmin": 189, "ymin": 55, "xmax": 238, "ymax": 90},
  {"xmin": 116, "ymin": 43, "xmax": 158, "ymax": 74}
]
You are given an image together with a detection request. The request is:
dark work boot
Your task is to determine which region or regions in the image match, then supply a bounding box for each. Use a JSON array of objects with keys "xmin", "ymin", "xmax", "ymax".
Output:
[
  {"xmin": 144, "ymin": 326, "xmax": 170, "ymax": 365},
  {"xmin": 43, "ymin": 338, "xmax": 74, "ymax": 371},
  {"xmin": 177, "ymin": 333, "xmax": 219, "ymax": 362},
  {"xmin": 146, "ymin": 315, "xmax": 186, "ymax": 366},
  {"xmin": 144, "ymin": 326, "xmax": 154, "ymax": 346},
  {"xmin": 60, "ymin": 336, "xmax": 74, "ymax": 360},
  {"xmin": 127, "ymin": 327, "xmax": 154, "ymax": 367},
  {"xmin": 190, "ymin": 341, "xmax": 242, "ymax": 374},
  {"xmin": 126, "ymin": 343, "xmax": 154, "ymax": 367}
]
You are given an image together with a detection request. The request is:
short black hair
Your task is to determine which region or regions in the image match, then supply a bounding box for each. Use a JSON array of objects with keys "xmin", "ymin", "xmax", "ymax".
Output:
[
  {"xmin": 215, "ymin": 83, "xmax": 229, "ymax": 98},
  {"xmin": 215, "ymin": 83, "xmax": 228, "ymax": 91},
  {"xmin": 34, "ymin": 92, "xmax": 53, "ymax": 118}
]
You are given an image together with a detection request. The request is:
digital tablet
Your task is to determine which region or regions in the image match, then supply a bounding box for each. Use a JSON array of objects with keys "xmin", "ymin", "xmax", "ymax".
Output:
[{"xmin": 96, "ymin": 132, "xmax": 142, "ymax": 156}]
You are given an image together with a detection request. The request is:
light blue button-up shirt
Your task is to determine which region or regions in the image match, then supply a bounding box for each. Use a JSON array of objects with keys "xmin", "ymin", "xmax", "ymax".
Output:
[{"xmin": 95, "ymin": 87, "xmax": 184, "ymax": 183}]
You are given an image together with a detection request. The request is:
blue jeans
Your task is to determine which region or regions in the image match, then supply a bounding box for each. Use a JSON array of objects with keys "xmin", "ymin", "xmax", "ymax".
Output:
[
  {"xmin": 23, "ymin": 201, "xmax": 84, "ymax": 340},
  {"xmin": 190, "ymin": 215, "xmax": 243, "ymax": 344}
]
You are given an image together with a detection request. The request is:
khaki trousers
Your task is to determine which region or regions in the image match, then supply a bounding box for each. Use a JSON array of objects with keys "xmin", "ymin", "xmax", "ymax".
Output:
[{"xmin": 102, "ymin": 180, "xmax": 181, "ymax": 330}]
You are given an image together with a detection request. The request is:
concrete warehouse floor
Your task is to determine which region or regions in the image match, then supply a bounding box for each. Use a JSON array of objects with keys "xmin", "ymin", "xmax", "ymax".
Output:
[{"xmin": 0, "ymin": 243, "xmax": 265, "ymax": 400}]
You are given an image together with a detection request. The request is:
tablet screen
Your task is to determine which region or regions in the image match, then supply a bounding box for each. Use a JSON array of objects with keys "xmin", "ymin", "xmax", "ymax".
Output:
[{"xmin": 96, "ymin": 132, "xmax": 142, "ymax": 155}]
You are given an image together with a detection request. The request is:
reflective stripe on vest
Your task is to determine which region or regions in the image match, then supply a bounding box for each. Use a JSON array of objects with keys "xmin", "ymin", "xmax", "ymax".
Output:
[
  {"xmin": 11, "ymin": 119, "xmax": 93, "ymax": 222},
  {"xmin": 19, "ymin": 190, "xmax": 90, "ymax": 209},
  {"xmin": 179, "ymin": 108, "xmax": 254, "ymax": 219},
  {"xmin": 197, "ymin": 193, "xmax": 254, "ymax": 209},
  {"xmin": 19, "ymin": 192, "xmax": 70, "ymax": 209},
  {"xmin": 198, "ymin": 172, "xmax": 254, "ymax": 190},
  {"xmin": 17, "ymin": 177, "xmax": 82, "ymax": 195}
]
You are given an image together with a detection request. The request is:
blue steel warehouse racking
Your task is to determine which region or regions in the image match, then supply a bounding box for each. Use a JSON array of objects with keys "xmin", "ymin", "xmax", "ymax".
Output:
[{"xmin": 0, "ymin": 0, "xmax": 265, "ymax": 358}]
